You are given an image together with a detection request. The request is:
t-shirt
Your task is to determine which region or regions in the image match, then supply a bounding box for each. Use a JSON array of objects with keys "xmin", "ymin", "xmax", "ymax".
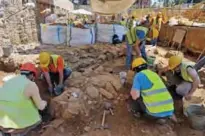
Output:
[
  {"xmin": 24, "ymin": 81, "xmax": 47, "ymax": 111},
  {"xmin": 136, "ymin": 26, "xmax": 148, "ymax": 41},
  {"xmin": 41, "ymin": 56, "xmax": 64, "ymax": 73},
  {"xmin": 132, "ymin": 72, "xmax": 173, "ymax": 117}
]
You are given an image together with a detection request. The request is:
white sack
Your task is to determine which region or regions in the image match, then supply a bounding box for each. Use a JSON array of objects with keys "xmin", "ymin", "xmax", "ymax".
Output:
[{"xmin": 41, "ymin": 24, "xmax": 66, "ymax": 45}]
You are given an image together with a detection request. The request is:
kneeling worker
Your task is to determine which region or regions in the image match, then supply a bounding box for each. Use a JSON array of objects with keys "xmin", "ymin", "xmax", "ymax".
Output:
[
  {"xmin": 159, "ymin": 56, "xmax": 200, "ymax": 100},
  {"xmin": 0, "ymin": 63, "xmax": 47, "ymax": 133},
  {"xmin": 129, "ymin": 57, "xmax": 175, "ymax": 122},
  {"xmin": 39, "ymin": 52, "xmax": 72, "ymax": 96}
]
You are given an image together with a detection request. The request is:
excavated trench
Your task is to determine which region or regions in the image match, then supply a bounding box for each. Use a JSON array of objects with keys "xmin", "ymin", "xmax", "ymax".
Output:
[{"xmin": 0, "ymin": 45, "xmax": 205, "ymax": 136}]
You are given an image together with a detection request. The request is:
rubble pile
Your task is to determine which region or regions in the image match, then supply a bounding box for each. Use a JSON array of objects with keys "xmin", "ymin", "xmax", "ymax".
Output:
[
  {"xmin": 183, "ymin": 3, "xmax": 205, "ymax": 22},
  {"xmin": 50, "ymin": 70, "xmax": 122, "ymax": 120},
  {"xmin": 0, "ymin": 44, "xmax": 124, "ymax": 72}
]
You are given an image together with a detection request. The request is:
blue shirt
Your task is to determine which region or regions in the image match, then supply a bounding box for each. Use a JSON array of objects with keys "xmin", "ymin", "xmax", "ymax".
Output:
[{"xmin": 132, "ymin": 72, "xmax": 174, "ymax": 117}]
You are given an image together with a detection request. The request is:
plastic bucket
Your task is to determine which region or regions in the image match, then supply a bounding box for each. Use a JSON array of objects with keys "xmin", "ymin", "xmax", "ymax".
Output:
[
  {"xmin": 119, "ymin": 71, "xmax": 127, "ymax": 85},
  {"xmin": 186, "ymin": 105, "xmax": 205, "ymax": 130},
  {"xmin": 183, "ymin": 97, "xmax": 203, "ymax": 117},
  {"xmin": 147, "ymin": 56, "xmax": 156, "ymax": 66}
]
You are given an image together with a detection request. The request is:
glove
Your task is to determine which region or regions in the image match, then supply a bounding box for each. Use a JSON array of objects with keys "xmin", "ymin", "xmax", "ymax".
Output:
[{"xmin": 54, "ymin": 84, "xmax": 64, "ymax": 96}]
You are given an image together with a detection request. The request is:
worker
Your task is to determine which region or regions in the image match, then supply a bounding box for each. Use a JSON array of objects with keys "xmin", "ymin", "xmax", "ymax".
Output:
[
  {"xmin": 120, "ymin": 18, "xmax": 126, "ymax": 26},
  {"xmin": 0, "ymin": 63, "xmax": 47, "ymax": 134},
  {"xmin": 159, "ymin": 56, "xmax": 200, "ymax": 100},
  {"xmin": 150, "ymin": 12, "xmax": 165, "ymax": 46},
  {"xmin": 145, "ymin": 14, "xmax": 151, "ymax": 26},
  {"xmin": 39, "ymin": 52, "xmax": 72, "ymax": 96},
  {"xmin": 125, "ymin": 21, "xmax": 149, "ymax": 69},
  {"xmin": 129, "ymin": 57, "xmax": 176, "ymax": 123}
]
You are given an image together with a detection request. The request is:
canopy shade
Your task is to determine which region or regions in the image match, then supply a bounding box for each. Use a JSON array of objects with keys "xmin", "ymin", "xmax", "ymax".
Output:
[
  {"xmin": 90, "ymin": 0, "xmax": 135, "ymax": 14},
  {"xmin": 70, "ymin": 9, "xmax": 93, "ymax": 15},
  {"xmin": 53, "ymin": 0, "xmax": 74, "ymax": 11}
]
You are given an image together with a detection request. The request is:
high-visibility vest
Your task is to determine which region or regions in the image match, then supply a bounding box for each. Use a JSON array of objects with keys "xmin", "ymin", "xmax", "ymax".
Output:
[
  {"xmin": 180, "ymin": 62, "xmax": 195, "ymax": 82},
  {"xmin": 47, "ymin": 55, "xmax": 64, "ymax": 70},
  {"xmin": 0, "ymin": 75, "xmax": 41, "ymax": 129},
  {"xmin": 126, "ymin": 26, "xmax": 148, "ymax": 45},
  {"xmin": 120, "ymin": 20, "xmax": 126, "ymax": 26},
  {"xmin": 140, "ymin": 70, "xmax": 174, "ymax": 114}
]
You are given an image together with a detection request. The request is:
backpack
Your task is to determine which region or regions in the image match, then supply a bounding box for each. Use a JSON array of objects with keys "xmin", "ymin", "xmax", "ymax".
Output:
[{"xmin": 112, "ymin": 34, "xmax": 121, "ymax": 44}]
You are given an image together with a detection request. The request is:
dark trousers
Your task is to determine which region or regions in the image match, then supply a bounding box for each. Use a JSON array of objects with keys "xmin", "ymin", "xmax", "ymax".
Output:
[
  {"xmin": 49, "ymin": 68, "xmax": 72, "ymax": 86},
  {"xmin": 128, "ymin": 96, "xmax": 146, "ymax": 114},
  {"xmin": 128, "ymin": 96, "xmax": 167, "ymax": 119}
]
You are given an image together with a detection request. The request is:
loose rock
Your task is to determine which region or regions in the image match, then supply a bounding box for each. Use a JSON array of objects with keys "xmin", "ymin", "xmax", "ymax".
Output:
[
  {"xmin": 86, "ymin": 86, "xmax": 99, "ymax": 99},
  {"xmin": 105, "ymin": 82, "xmax": 118, "ymax": 96},
  {"xmin": 71, "ymin": 72, "xmax": 82, "ymax": 78},
  {"xmin": 165, "ymin": 51, "xmax": 183, "ymax": 58},
  {"xmin": 99, "ymin": 88, "xmax": 114, "ymax": 99},
  {"xmin": 84, "ymin": 126, "xmax": 91, "ymax": 132}
]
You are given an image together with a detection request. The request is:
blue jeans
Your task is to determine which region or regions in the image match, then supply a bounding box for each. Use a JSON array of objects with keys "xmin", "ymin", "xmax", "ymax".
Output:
[
  {"xmin": 151, "ymin": 38, "xmax": 157, "ymax": 46},
  {"xmin": 140, "ymin": 40, "xmax": 147, "ymax": 61},
  {"xmin": 126, "ymin": 43, "xmax": 133, "ymax": 69},
  {"xmin": 49, "ymin": 67, "xmax": 72, "ymax": 85}
]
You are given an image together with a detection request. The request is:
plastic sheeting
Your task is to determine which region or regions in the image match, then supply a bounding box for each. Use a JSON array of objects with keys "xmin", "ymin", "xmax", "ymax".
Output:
[
  {"xmin": 97, "ymin": 24, "xmax": 127, "ymax": 43},
  {"xmin": 41, "ymin": 24, "xmax": 66, "ymax": 45}
]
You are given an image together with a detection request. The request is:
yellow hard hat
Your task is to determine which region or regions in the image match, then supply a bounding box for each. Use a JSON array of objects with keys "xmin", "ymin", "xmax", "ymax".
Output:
[
  {"xmin": 168, "ymin": 56, "xmax": 182, "ymax": 70},
  {"xmin": 132, "ymin": 57, "xmax": 147, "ymax": 70},
  {"xmin": 39, "ymin": 52, "xmax": 51, "ymax": 67}
]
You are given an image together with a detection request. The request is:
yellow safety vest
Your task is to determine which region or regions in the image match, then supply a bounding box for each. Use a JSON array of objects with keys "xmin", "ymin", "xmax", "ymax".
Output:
[
  {"xmin": 0, "ymin": 75, "xmax": 41, "ymax": 129},
  {"xmin": 48, "ymin": 55, "xmax": 64, "ymax": 69},
  {"xmin": 180, "ymin": 62, "xmax": 195, "ymax": 82},
  {"xmin": 140, "ymin": 70, "xmax": 174, "ymax": 114},
  {"xmin": 126, "ymin": 26, "xmax": 148, "ymax": 45},
  {"xmin": 150, "ymin": 17, "xmax": 160, "ymax": 39},
  {"xmin": 126, "ymin": 27, "xmax": 136, "ymax": 45},
  {"xmin": 120, "ymin": 20, "xmax": 126, "ymax": 26}
]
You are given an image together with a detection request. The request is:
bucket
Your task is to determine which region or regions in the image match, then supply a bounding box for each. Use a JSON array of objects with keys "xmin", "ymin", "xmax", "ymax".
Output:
[
  {"xmin": 183, "ymin": 97, "xmax": 203, "ymax": 117},
  {"xmin": 186, "ymin": 105, "xmax": 205, "ymax": 130},
  {"xmin": 2, "ymin": 46, "xmax": 13, "ymax": 57},
  {"xmin": 119, "ymin": 71, "xmax": 127, "ymax": 85},
  {"xmin": 147, "ymin": 56, "xmax": 156, "ymax": 66}
]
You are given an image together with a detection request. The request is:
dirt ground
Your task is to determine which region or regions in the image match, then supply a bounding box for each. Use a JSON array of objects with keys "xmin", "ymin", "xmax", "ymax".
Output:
[{"xmin": 0, "ymin": 45, "xmax": 205, "ymax": 136}]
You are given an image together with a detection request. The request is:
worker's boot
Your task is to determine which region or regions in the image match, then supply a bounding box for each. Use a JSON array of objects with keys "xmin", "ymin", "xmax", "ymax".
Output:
[{"xmin": 156, "ymin": 119, "xmax": 167, "ymax": 125}]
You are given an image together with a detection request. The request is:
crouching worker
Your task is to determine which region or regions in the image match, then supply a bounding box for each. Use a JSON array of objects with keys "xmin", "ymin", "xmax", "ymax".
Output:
[
  {"xmin": 0, "ymin": 63, "xmax": 47, "ymax": 135},
  {"xmin": 129, "ymin": 57, "xmax": 176, "ymax": 123},
  {"xmin": 39, "ymin": 52, "xmax": 72, "ymax": 96},
  {"xmin": 159, "ymin": 56, "xmax": 200, "ymax": 100}
]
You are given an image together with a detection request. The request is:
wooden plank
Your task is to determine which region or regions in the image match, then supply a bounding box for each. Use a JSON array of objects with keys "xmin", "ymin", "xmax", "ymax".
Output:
[{"xmin": 172, "ymin": 29, "xmax": 186, "ymax": 44}]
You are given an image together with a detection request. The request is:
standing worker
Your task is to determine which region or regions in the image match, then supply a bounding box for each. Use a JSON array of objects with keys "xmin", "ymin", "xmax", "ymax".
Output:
[
  {"xmin": 129, "ymin": 57, "xmax": 176, "ymax": 123},
  {"xmin": 150, "ymin": 12, "xmax": 165, "ymax": 46},
  {"xmin": 159, "ymin": 56, "xmax": 200, "ymax": 100},
  {"xmin": 39, "ymin": 52, "xmax": 72, "ymax": 96},
  {"xmin": 125, "ymin": 21, "xmax": 149, "ymax": 69},
  {"xmin": 0, "ymin": 63, "xmax": 47, "ymax": 134}
]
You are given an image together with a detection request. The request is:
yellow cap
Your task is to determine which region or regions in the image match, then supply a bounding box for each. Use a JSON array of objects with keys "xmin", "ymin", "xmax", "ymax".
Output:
[
  {"xmin": 132, "ymin": 57, "xmax": 147, "ymax": 70},
  {"xmin": 168, "ymin": 56, "xmax": 182, "ymax": 70},
  {"xmin": 39, "ymin": 52, "xmax": 51, "ymax": 68}
]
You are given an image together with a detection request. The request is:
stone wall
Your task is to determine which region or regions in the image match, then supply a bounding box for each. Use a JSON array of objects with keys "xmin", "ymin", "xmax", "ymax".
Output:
[{"xmin": 0, "ymin": 0, "xmax": 38, "ymax": 46}]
